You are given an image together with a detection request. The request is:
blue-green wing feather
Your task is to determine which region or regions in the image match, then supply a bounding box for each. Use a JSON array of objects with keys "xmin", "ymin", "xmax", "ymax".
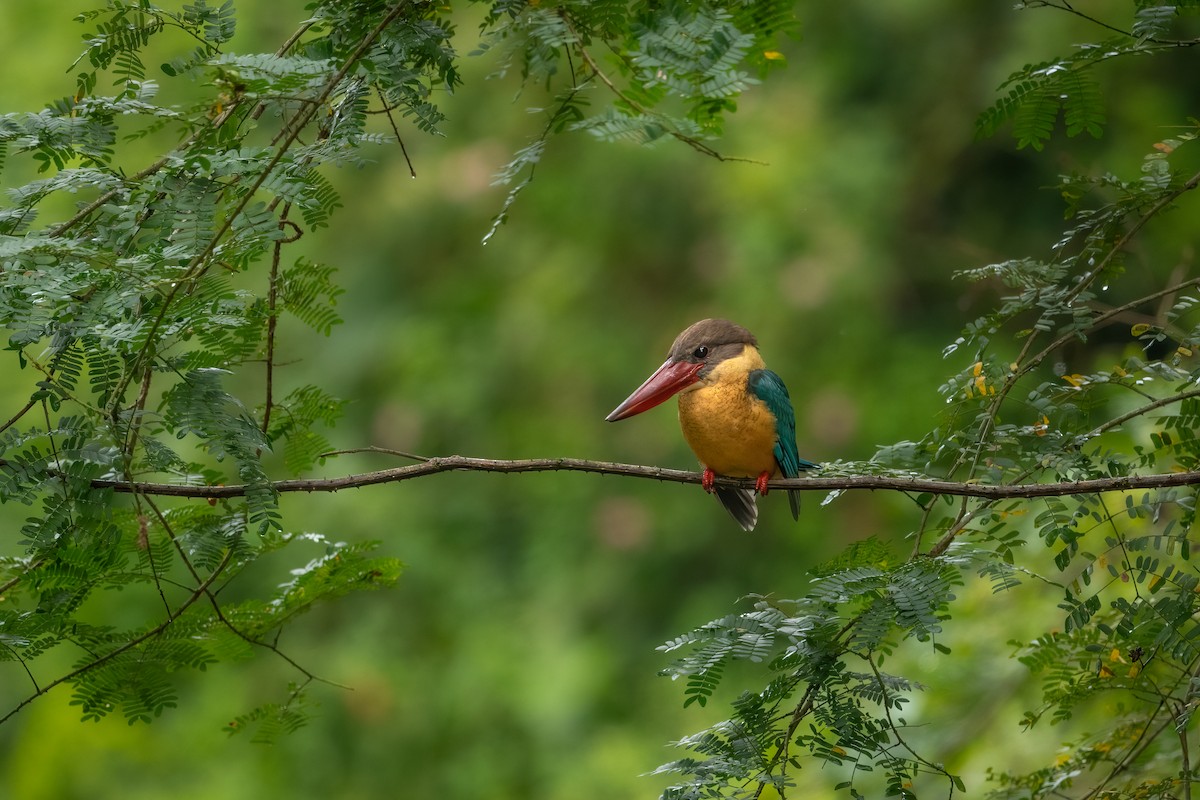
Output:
[{"xmin": 748, "ymin": 369, "xmax": 815, "ymax": 520}]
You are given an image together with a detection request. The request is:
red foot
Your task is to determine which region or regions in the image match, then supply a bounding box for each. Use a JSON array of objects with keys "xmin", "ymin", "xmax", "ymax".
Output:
[
  {"xmin": 755, "ymin": 471, "xmax": 771, "ymax": 497},
  {"xmin": 702, "ymin": 467, "xmax": 716, "ymax": 494}
]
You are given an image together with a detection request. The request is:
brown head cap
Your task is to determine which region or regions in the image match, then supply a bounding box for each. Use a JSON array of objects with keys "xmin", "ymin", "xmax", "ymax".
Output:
[{"xmin": 666, "ymin": 318, "xmax": 757, "ymax": 367}]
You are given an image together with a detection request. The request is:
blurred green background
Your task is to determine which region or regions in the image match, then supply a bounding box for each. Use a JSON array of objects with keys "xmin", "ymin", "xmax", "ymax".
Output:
[{"xmin": 1, "ymin": 1, "xmax": 1196, "ymax": 797}]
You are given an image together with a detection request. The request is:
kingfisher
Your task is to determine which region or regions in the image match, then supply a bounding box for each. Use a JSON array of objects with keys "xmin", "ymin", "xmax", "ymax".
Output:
[{"xmin": 605, "ymin": 318, "xmax": 815, "ymax": 531}]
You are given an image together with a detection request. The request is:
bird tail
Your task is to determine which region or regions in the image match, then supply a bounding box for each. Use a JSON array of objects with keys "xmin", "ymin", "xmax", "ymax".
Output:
[
  {"xmin": 787, "ymin": 459, "xmax": 818, "ymax": 521},
  {"xmin": 715, "ymin": 487, "xmax": 758, "ymax": 531}
]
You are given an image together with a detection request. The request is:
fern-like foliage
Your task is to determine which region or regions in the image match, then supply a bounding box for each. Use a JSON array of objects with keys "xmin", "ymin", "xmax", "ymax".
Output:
[
  {"xmin": 1, "ymin": 0, "xmax": 794, "ymax": 741},
  {"xmin": 0, "ymin": 0, "xmax": 454, "ymax": 734},
  {"xmin": 265, "ymin": 385, "xmax": 346, "ymax": 475},
  {"xmin": 656, "ymin": 9, "xmax": 1200, "ymax": 790},
  {"xmin": 477, "ymin": 0, "xmax": 797, "ymax": 233},
  {"xmin": 280, "ymin": 258, "xmax": 344, "ymax": 335},
  {"xmin": 974, "ymin": 1, "xmax": 1200, "ymax": 148},
  {"xmin": 224, "ymin": 683, "xmax": 312, "ymax": 743},
  {"xmin": 978, "ymin": 61, "xmax": 1108, "ymax": 151},
  {"xmin": 656, "ymin": 551, "xmax": 968, "ymax": 798}
]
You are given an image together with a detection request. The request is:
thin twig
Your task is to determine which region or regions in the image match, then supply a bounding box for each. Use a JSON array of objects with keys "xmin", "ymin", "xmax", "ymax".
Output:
[
  {"xmin": 262, "ymin": 203, "xmax": 294, "ymax": 436},
  {"xmin": 1081, "ymin": 704, "xmax": 1175, "ymax": 799},
  {"xmin": 753, "ymin": 681, "xmax": 820, "ymax": 800},
  {"xmin": 1024, "ymin": 0, "xmax": 1133, "ymax": 39},
  {"xmin": 1032, "ymin": 0, "xmax": 1200, "ymax": 47},
  {"xmin": 1181, "ymin": 715, "xmax": 1193, "ymax": 800},
  {"xmin": 40, "ymin": 400, "xmax": 74, "ymax": 527},
  {"xmin": 0, "ymin": 396, "xmax": 38, "ymax": 437},
  {"xmin": 1075, "ymin": 648, "xmax": 1200, "ymax": 799},
  {"xmin": 377, "ymin": 84, "xmax": 416, "ymax": 178},
  {"xmin": 867, "ymin": 654, "xmax": 959, "ymax": 794},
  {"xmin": 120, "ymin": 365, "xmax": 155, "ymax": 467},
  {"xmin": 318, "ymin": 446, "xmax": 430, "ymax": 461}
]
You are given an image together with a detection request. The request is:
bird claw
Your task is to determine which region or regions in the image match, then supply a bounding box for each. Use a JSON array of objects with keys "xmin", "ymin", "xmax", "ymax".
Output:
[
  {"xmin": 755, "ymin": 471, "xmax": 771, "ymax": 497},
  {"xmin": 702, "ymin": 467, "xmax": 716, "ymax": 494}
]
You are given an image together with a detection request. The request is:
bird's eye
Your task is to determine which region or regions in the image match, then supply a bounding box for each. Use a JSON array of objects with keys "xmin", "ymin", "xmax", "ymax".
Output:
[{"xmin": 693, "ymin": 345, "xmax": 709, "ymax": 359}]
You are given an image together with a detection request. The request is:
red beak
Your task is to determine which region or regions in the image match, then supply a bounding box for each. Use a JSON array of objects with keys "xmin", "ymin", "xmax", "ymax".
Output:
[{"xmin": 605, "ymin": 359, "xmax": 703, "ymax": 422}]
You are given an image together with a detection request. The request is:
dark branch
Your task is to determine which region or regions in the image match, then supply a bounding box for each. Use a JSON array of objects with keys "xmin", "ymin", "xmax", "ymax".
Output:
[{"xmin": 85, "ymin": 456, "xmax": 1200, "ymax": 500}]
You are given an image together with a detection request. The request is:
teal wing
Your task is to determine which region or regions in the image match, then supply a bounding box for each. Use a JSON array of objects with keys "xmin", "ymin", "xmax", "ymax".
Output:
[{"xmin": 748, "ymin": 369, "xmax": 815, "ymax": 520}]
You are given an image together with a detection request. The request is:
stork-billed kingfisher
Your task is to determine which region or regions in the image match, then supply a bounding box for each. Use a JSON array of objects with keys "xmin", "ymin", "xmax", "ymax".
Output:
[{"xmin": 605, "ymin": 318, "xmax": 816, "ymax": 531}]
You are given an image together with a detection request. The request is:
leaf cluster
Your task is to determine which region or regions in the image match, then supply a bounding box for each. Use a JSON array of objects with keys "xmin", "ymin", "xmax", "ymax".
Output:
[
  {"xmin": 0, "ymin": 0, "xmax": 457, "ymax": 732},
  {"xmin": 0, "ymin": 0, "xmax": 802, "ymax": 742},
  {"xmin": 654, "ymin": 548, "xmax": 971, "ymax": 798},
  {"xmin": 655, "ymin": 5, "xmax": 1200, "ymax": 797},
  {"xmin": 976, "ymin": 2, "xmax": 1200, "ymax": 150},
  {"xmin": 478, "ymin": 0, "xmax": 797, "ymax": 239}
]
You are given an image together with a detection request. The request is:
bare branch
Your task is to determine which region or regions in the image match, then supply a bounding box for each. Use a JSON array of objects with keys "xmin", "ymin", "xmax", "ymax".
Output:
[{"xmin": 60, "ymin": 455, "xmax": 1200, "ymax": 501}]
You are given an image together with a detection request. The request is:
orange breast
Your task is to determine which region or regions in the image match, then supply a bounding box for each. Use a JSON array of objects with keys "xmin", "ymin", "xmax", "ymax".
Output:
[{"xmin": 676, "ymin": 347, "xmax": 779, "ymax": 477}]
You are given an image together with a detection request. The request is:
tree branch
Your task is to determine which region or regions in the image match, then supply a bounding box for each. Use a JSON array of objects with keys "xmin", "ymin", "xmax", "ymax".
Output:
[{"xmin": 66, "ymin": 455, "xmax": 1200, "ymax": 500}]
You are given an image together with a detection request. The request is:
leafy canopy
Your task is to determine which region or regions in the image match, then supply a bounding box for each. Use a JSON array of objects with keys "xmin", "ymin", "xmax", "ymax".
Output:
[
  {"xmin": 655, "ymin": 3, "xmax": 1200, "ymax": 798},
  {"xmin": 0, "ymin": 0, "xmax": 793, "ymax": 742}
]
